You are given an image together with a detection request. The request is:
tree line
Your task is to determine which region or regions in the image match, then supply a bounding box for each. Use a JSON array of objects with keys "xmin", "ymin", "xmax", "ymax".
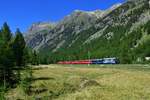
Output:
[{"xmin": 0, "ymin": 22, "xmax": 39, "ymax": 98}]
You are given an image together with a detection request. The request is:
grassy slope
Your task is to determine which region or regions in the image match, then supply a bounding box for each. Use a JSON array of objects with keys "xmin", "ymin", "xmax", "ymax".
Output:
[{"xmin": 6, "ymin": 64, "xmax": 150, "ymax": 100}]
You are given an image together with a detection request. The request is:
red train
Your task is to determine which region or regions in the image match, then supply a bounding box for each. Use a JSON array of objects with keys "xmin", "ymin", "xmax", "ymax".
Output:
[
  {"xmin": 58, "ymin": 58, "xmax": 119, "ymax": 64},
  {"xmin": 58, "ymin": 60, "xmax": 91, "ymax": 64}
]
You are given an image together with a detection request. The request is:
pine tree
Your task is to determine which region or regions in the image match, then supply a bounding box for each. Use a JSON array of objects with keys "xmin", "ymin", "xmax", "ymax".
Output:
[
  {"xmin": 31, "ymin": 51, "xmax": 39, "ymax": 65},
  {"xmin": 0, "ymin": 29, "xmax": 3, "ymax": 48},
  {"xmin": 12, "ymin": 28, "xmax": 26, "ymax": 67},
  {"xmin": 0, "ymin": 23, "xmax": 15, "ymax": 88},
  {"xmin": 1, "ymin": 22, "xmax": 12, "ymax": 43}
]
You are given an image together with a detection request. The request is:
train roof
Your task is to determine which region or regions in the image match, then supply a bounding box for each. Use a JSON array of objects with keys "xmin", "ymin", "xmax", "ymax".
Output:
[{"xmin": 103, "ymin": 57, "xmax": 118, "ymax": 59}]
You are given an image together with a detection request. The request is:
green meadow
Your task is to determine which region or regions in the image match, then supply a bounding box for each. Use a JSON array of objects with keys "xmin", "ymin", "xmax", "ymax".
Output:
[{"xmin": 6, "ymin": 64, "xmax": 150, "ymax": 100}]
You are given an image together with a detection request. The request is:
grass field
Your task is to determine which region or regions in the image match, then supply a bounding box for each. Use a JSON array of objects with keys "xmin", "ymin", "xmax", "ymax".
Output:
[{"xmin": 6, "ymin": 64, "xmax": 150, "ymax": 100}]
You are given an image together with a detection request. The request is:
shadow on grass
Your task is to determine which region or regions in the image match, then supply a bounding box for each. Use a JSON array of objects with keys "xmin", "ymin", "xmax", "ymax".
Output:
[
  {"xmin": 31, "ymin": 88, "xmax": 48, "ymax": 94},
  {"xmin": 32, "ymin": 67, "xmax": 48, "ymax": 70},
  {"xmin": 32, "ymin": 77, "xmax": 55, "ymax": 82}
]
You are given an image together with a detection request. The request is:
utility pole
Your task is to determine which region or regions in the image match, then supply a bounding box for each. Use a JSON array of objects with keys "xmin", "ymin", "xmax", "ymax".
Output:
[{"xmin": 88, "ymin": 50, "xmax": 91, "ymax": 66}]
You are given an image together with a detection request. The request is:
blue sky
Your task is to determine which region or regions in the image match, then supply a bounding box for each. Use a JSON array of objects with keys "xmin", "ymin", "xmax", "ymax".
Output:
[{"xmin": 0, "ymin": 0, "xmax": 125, "ymax": 32}]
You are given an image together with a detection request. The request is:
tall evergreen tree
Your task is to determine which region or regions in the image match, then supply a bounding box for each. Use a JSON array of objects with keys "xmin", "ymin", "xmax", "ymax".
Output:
[
  {"xmin": 12, "ymin": 28, "xmax": 26, "ymax": 67},
  {"xmin": 31, "ymin": 51, "xmax": 39, "ymax": 65},
  {"xmin": 0, "ymin": 23, "xmax": 15, "ymax": 88},
  {"xmin": 0, "ymin": 29, "xmax": 3, "ymax": 47},
  {"xmin": 1, "ymin": 22, "xmax": 12, "ymax": 43}
]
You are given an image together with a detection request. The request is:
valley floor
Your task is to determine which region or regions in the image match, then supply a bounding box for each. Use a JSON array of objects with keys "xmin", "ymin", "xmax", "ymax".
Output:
[{"xmin": 6, "ymin": 64, "xmax": 150, "ymax": 100}]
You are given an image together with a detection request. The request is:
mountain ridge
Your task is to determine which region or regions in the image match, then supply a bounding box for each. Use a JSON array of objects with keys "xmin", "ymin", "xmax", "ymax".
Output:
[
  {"xmin": 25, "ymin": 3, "xmax": 123, "ymax": 51},
  {"xmin": 25, "ymin": 0, "xmax": 150, "ymax": 63}
]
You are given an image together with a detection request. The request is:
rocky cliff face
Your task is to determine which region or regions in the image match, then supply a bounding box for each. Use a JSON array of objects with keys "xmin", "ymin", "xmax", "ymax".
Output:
[
  {"xmin": 25, "ymin": 3, "xmax": 123, "ymax": 51},
  {"xmin": 25, "ymin": 0, "xmax": 150, "ymax": 60},
  {"xmin": 25, "ymin": 22, "xmax": 56, "ymax": 50}
]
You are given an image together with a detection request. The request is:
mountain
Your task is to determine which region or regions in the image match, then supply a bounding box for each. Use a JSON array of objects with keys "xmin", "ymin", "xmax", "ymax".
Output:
[
  {"xmin": 25, "ymin": 22, "xmax": 56, "ymax": 50},
  {"xmin": 25, "ymin": 3, "xmax": 122, "ymax": 51},
  {"xmin": 25, "ymin": 0, "xmax": 150, "ymax": 63}
]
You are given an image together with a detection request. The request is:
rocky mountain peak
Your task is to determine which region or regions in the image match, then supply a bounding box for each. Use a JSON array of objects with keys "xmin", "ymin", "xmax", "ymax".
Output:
[
  {"xmin": 109, "ymin": 3, "xmax": 122, "ymax": 10},
  {"xmin": 28, "ymin": 22, "xmax": 56, "ymax": 34}
]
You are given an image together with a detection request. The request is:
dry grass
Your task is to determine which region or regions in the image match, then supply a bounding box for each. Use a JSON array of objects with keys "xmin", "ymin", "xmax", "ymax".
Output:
[{"xmin": 6, "ymin": 64, "xmax": 150, "ymax": 100}]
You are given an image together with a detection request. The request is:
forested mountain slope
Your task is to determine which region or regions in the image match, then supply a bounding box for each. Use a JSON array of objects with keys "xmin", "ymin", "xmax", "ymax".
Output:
[{"xmin": 25, "ymin": 0, "xmax": 150, "ymax": 63}]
